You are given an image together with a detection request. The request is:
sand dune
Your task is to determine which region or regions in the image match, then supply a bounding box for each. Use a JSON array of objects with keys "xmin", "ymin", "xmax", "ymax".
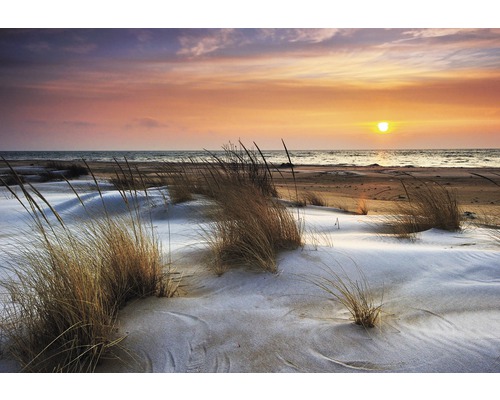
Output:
[{"xmin": 1, "ymin": 179, "xmax": 498, "ymax": 373}]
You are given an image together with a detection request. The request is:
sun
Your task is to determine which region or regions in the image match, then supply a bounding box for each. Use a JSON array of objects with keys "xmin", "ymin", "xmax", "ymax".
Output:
[{"xmin": 377, "ymin": 121, "xmax": 389, "ymax": 133}]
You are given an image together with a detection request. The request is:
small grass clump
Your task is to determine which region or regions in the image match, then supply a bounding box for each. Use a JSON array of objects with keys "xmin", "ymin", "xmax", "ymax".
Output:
[
  {"xmin": 45, "ymin": 161, "xmax": 89, "ymax": 178},
  {"xmin": 387, "ymin": 179, "xmax": 462, "ymax": 238},
  {"xmin": 158, "ymin": 161, "xmax": 199, "ymax": 204},
  {"xmin": 310, "ymin": 265, "xmax": 383, "ymax": 328},
  {"xmin": 356, "ymin": 198, "xmax": 369, "ymax": 215},
  {"xmin": 0, "ymin": 159, "xmax": 178, "ymax": 372},
  {"xmin": 108, "ymin": 158, "xmax": 163, "ymax": 191},
  {"xmin": 301, "ymin": 191, "xmax": 328, "ymax": 207}
]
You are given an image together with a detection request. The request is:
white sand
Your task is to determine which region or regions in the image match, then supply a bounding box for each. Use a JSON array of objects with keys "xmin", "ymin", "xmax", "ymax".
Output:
[{"xmin": 1, "ymin": 179, "xmax": 499, "ymax": 374}]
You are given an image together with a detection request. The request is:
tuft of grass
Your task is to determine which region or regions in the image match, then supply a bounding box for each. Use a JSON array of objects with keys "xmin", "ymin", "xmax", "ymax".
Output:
[
  {"xmin": 387, "ymin": 179, "xmax": 462, "ymax": 238},
  {"xmin": 309, "ymin": 265, "xmax": 383, "ymax": 328},
  {"xmin": 196, "ymin": 141, "xmax": 302, "ymax": 275},
  {"xmin": 0, "ymin": 158, "xmax": 179, "ymax": 372},
  {"xmin": 45, "ymin": 161, "xmax": 89, "ymax": 178},
  {"xmin": 356, "ymin": 198, "xmax": 369, "ymax": 215},
  {"xmin": 204, "ymin": 183, "xmax": 302, "ymax": 275},
  {"xmin": 301, "ymin": 191, "xmax": 328, "ymax": 207},
  {"xmin": 108, "ymin": 158, "xmax": 162, "ymax": 191},
  {"xmin": 203, "ymin": 141, "xmax": 278, "ymax": 199},
  {"xmin": 158, "ymin": 161, "xmax": 198, "ymax": 204},
  {"xmin": 156, "ymin": 141, "xmax": 278, "ymax": 205}
]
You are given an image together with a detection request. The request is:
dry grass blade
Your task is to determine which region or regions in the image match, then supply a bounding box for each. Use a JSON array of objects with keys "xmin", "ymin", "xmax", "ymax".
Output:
[
  {"xmin": 281, "ymin": 138, "xmax": 299, "ymax": 205},
  {"xmin": 309, "ymin": 264, "xmax": 383, "ymax": 328}
]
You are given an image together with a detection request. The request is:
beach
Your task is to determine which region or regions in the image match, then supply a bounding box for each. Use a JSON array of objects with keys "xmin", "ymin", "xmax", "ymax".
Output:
[
  {"xmin": 4, "ymin": 159, "xmax": 499, "ymax": 215},
  {"xmin": 0, "ymin": 159, "xmax": 499, "ymax": 373}
]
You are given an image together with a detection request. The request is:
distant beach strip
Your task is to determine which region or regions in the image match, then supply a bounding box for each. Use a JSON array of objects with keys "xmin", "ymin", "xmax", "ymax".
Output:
[{"xmin": 1, "ymin": 148, "xmax": 499, "ymax": 168}]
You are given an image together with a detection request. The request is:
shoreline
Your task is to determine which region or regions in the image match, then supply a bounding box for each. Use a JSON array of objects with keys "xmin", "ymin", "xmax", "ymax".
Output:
[{"xmin": 2, "ymin": 159, "xmax": 499, "ymax": 216}]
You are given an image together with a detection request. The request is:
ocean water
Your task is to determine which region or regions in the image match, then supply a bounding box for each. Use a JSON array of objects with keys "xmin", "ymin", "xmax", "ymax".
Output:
[{"xmin": 1, "ymin": 149, "xmax": 499, "ymax": 168}]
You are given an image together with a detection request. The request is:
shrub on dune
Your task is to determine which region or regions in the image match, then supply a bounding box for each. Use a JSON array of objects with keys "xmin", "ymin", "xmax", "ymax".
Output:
[
  {"xmin": 356, "ymin": 198, "xmax": 369, "ymax": 215},
  {"xmin": 45, "ymin": 161, "xmax": 89, "ymax": 178},
  {"xmin": 2, "ymin": 230, "xmax": 119, "ymax": 372}
]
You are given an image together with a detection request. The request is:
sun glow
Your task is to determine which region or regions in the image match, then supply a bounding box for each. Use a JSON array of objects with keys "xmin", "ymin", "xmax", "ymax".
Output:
[{"xmin": 377, "ymin": 121, "xmax": 389, "ymax": 133}]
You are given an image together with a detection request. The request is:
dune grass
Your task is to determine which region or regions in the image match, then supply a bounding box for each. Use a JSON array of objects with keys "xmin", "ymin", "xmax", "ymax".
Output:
[
  {"xmin": 301, "ymin": 191, "xmax": 328, "ymax": 207},
  {"xmin": 192, "ymin": 141, "xmax": 278, "ymax": 201},
  {"xmin": 45, "ymin": 161, "xmax": 89, "ymax": 178},
  {"xmin": 0, "ymin": 159, "xmax": 178, "ymax": 372},
  {"xmin": 108, "ymin": 158, "xmax": 163, "ymax": 191},
  {"xmin": 157, "ymin": 161, "xmax": 199, "ymax": 204},
  {"xmin": 356, "ymin": 198, "xmax": 369, "ymax": 215},
  {"xmin": 309, "ymin": 265, "xmax": 383, "ymax": 328},
  {"xmin": 468, "ymin": 173, "xmax": 500, "ymax": 246},
  {"xmin": 193, "ymin": 141, "xmax": 303, "ymax": 275},
  {"xmin": 204, "ymin": 183, "xmax": 302, "ymax": 275},
  {"xmin": 387, "ymin": 179, "xmax": 462, "ymax": 238}
]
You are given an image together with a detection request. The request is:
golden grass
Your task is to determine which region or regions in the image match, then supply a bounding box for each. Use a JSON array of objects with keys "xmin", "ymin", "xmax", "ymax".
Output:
[
  {"xmin": 301, "ymin": 191, "xmax": 328, "ymax": 207},
  {"xmin": 204, "ymin": 183, "xmax": 302, "ymax": 275},
  {"xmin": 387, "ymin": 179, "xmax": 462, "ymax": 238},
  {"xmin": 185, "ymin": 142, "xmax": 275, "ymax": 199},
  {"xmin": 356, "ymin": 198, "xmax": 369, "ymax": 215},
  {"xmin": 309, "ymin": 265, "xmax": 383, "ymax": 328},
  {"xmin": 193, "ymin": 141, "xmax": 303, "ymax": 275},
  {"xmin": 157, "ymin": 161, "xmax": 198, "ymax": 204},
  {"xmin": 0, "ymin": 159, "xmax": 179, "ymax": 372}
]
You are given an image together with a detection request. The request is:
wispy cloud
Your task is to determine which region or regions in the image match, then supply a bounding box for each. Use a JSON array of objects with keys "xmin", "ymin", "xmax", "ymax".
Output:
[
  {"xmin": 177, "ymin": 29, "xmax": 343, "ymax": 58},
  {"xmin": 25, "ymin": 41, "xmax": 51, "ymax": 53},
  {"xmin": 402, "ymin": 28, "xmax": 486, "ymax": 39},
  {"xmin": 128, "ymin": 117, "xmax": 166, "ymax": 129},
  {"xmin": 259, "ymin": 28, "xmax": 341, "ymax": 43},
  {"xmin": 177, "ymin": 29, "xmax": 239, "ymax": 57},
  {"xmin": 61, "ymin": 43, "xmax": 97, "ymax": 54},
  {"xmin": 62, "ymin": 120, "xmax": 96, "ymax": 128},
  {"xmin": 135, "ymin": 29, "xmax": 153, "ymax": 43}
]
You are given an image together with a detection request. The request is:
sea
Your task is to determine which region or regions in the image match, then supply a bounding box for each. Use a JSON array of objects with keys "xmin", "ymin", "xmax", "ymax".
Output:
[{"xmin": 1, "ymin": 149, "xmax": 499, "ymax": 168}]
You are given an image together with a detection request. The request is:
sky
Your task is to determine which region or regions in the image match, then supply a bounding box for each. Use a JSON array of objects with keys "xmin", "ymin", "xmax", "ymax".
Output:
[{"xmin": 1, "ymin": 26, "xmax": 500, "ymax": 150}]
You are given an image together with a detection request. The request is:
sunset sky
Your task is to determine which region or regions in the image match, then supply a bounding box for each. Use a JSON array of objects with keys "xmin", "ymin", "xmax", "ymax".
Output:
[{"xmin": 1, "ymin": 27, "xmax": 499, "ymax": 150}]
